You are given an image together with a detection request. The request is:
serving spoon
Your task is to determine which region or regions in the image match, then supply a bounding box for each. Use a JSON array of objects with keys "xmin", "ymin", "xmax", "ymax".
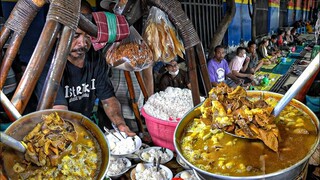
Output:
[
  {"xmin": 0, "ymin": 90, "xmax": 25, "ymax": 152},
  {"xmin": 226, "ymin": 54, "xmax": 320, "ymax": 139}
]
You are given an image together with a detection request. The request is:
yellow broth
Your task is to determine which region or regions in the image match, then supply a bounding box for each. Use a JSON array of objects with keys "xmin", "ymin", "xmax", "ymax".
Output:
[
  {"xmin": 3, "ymin": 118, "xmax": 102, "ymax": 180},
  {"xmin": 180, "ymin": 98, "xmax": 318, "ymax": 176}
]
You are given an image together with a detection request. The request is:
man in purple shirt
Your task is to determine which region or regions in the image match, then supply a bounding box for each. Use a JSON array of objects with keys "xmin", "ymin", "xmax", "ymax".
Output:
[{"xmin": 208, "ymin": 45, "xmax": 242, "ymax": 87}]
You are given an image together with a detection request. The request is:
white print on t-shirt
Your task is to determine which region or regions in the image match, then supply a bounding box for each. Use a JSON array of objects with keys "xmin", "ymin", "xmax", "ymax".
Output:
[
  {"xmin": 64, "ymin": 79, "xmax": 96, "ymax": 103},
  {"xmin": 217, "ymin": 68, "xmax": 225, "ymax": 82}
]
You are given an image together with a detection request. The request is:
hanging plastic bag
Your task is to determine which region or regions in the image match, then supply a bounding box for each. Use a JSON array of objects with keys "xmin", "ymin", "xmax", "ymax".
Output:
[
  {"xmin": 105, "ymin": 26, "xmax": 154, "ymax": 71},
  {"xmin": 143, "ymin": 6, "xmax": 185, "ymax": 63}
]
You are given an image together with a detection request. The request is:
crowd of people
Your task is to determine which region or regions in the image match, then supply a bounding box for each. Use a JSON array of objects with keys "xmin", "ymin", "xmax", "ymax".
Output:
[{"xmin": 207, "ymin": 28, "xmax": 307, "ymax": 88}]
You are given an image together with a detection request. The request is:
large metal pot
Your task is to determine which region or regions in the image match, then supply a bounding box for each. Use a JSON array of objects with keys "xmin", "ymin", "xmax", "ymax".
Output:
[
  {"xmin": 1, "ymin": 109, "xmax": 110, "ymax": 180},
  {"xmin": 174, "ymin": 91, "xmax": 320, "ymax": 180}
]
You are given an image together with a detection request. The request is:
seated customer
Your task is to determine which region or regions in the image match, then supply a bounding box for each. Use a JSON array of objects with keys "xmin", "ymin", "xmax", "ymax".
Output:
[
  {"xmin": 207, "ymin": 45, "xmax": 242, "ymax": 87},
  {"xmin": 229, "ymin": 47, "xmax": 254, "ymax": 82},
  {"xmin": 246, "ymin": 41, "xmax": 265, "ymax": 74},
  {"xmin": 290, "ymin": 27, "xmax": 304, "ymax": 45},
  {"xmin": 277, "ymin": 30, "xmax": 290, "ymax": 50},
  {"xmin": 284, "ymin": 29, "xmax": 294, "ymax": 46},
  {"xmin": 306, "ymin": 21, "xmax": 313, "ymax": 33},
  {"xmin": 257, "ymin": 39, "xmax": 277, "ymax": 62},
  {"xmin": 267, "ymin": 35, "xmax": 282, "ymax": 58},
  {"xmin": 158, "ymin": 59, "xmax": 190, "ymax": 91}
]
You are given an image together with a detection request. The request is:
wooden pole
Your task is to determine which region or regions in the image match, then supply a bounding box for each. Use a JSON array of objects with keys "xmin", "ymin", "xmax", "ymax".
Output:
[
  {"xmin": 0, "ymin": 27, "xmax": 11, "ymax": 50},
  {"xmin": 195, "ymin": 43, "xmax": 212, "ymax": 95},
  {"xmin": 11, "ymin": 20, "xmax": 61, "ymax": 113},
  {"xmin": 37, "ymin": 26, "xmax": 74, "ymax": 110},
  {"xmin": 186, "ymin": 47, "xmax": 201, "ymax": 106},
  {"xmin": 0, "ymin": 33, "xmax": 24, "ymax": 89},
  {"xmin": 124, "ymin": 71, "xmax": 145, "ymax": 133},
  {"xmin": 134, "ymin": 71, "xmax": 149, "ymax": 101}
]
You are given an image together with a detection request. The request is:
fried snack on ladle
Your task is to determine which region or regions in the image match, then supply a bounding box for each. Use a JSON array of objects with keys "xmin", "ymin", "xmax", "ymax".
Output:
[
  {"xmin": 201, "ymin": 83, "xmax": 280, "ymax": 152},
  {"xmin": 23, "ymin": 112, "xmax": 78, "ymax": 166}
]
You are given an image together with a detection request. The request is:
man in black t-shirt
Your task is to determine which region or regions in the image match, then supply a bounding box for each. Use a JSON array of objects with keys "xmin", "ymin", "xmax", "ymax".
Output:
[{"xmin": 36, "ymin": 1, "xmax": 135, "ymax": 136}]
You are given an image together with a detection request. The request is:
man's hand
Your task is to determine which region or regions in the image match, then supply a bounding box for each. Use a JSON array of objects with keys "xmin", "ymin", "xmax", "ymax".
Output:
[
  {"xmin": 264, "ymin": 60, "xmax": 271, "ymax": 65},
  {"xmin": 235, "ymin": 78, "xmax": 244, "ymax": 85},
  {"xmin": 102, "ymin": 97, "xmax": 136, "ymax": 137},
  {"xmin": 245, "ymin": 57, "xmax": 250, "ymax": 63},
  {"xmin": 118, "ymin": 123, "xmax": 136, "ymax": 137},
  {"xmin": 247, "ymin": 74, "xmax": 255, "ymax": 80}
]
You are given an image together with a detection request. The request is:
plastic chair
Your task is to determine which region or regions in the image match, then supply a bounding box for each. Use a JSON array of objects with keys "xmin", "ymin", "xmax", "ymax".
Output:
[
  {"xmin": 297, "ymin": 27, "xmax": 301, "ymax": 34},
  {"xmin": 301, "ymin": 26, "xmax": 306, "ymax": 34}
]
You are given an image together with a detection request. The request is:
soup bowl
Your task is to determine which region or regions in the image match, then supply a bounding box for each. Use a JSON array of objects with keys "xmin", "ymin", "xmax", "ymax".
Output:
[
  {"xmin": 1, "ymin": 109, "xmax": 110, "ymax": 180},
  {"xmin": 174, "ymin": 91, "xmax": 320, "ymax": 180}
]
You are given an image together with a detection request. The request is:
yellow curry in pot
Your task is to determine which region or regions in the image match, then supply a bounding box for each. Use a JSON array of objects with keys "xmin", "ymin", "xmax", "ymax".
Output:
[
  {"xmin": 180, "ymin": 83, "xmax": 318, "ymax": 176},
  {"xmin": 3, "ymin": 112, "xmax": 102, "ymax": 180}
]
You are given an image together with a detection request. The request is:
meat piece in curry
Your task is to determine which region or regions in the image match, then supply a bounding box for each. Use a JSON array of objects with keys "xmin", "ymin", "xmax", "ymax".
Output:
[
  {"xmin": 22, "ymin": 112, "xmax": 78, "ymax": 166},
  {"xmin": 198, "ymin": 83, "xmax": 279, "ymax": 152}
]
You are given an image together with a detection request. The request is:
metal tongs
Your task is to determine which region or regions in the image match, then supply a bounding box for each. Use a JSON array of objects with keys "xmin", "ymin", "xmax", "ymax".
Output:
[
  {"xmin": 104, "ymin": 126, "xmax": 122, "ymax": 141},
  {"xmin": 153, "ymin": 157, "xmax": 161, "ymax": 172},
  {"xmin": 160, "ymin": 147, "xmax": 167, "ymax": 154},
  {"xmin": 112, "ymin": 123, "xmax": 127, "ymax": 139}
]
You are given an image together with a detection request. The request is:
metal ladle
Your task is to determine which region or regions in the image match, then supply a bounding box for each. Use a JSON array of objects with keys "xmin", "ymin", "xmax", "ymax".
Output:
[
  {"xmin": 0, "ymin": 90, "xmax": 25, "ymax": 152},
  {"xmin": 227, "ymin": 54, "xmax": 320, "ymax": 139},
  {"xmin": 0, "ymin": 132, "xmax": 26, "ymax": 153},
  {"xmin": 272, "ymin": 54, "xmax": 319, "ymax": 117}
]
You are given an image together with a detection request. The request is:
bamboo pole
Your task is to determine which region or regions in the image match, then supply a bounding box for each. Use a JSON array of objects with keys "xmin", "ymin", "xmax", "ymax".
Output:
[
  {"xmin": 134, "ymin": 71, "xmax": 149, "ymax": 101},
  {"xmin": 37, "ymin": 26, "xmax": 74, "ymax": 110},
  {"xmin": 0, "ymin": 0, "xmax": 45, "ymax": 88},
  {"xmin": 11, "ymin": 20, "xmax": 61, "ymax": 113},
  {"xmin": 0, "ymin": 27, "xmax": 11, "ymax": 51},
  {"xmin": 195, "ymin": 43, "xmax": 212, "ymax": 95},
  {"xmin": 124, "ymin": 71, "xmax": 145, "ymax": 133},
  {"xmin": 186, "ymin": 47, "xmax": 201, "ymax": 106},
  {"xmin": 0, "ymin": 33, "xmax": 24, "ymax": 89}
]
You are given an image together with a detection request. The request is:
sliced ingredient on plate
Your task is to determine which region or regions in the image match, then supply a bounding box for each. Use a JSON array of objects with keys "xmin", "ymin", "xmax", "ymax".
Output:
[
  {"xmin": 107, "ymin": 156, "xmax": 131, "ymax": 177},
  {"xmin": 139, "ymin": 147, "xmax": 173, "ymax": 164},
  {"xmin": 174, "ymin": 170, "xmax": 198, "ymax": 180},
  {"xmin": 131, "ymin": 163, "xmax": 173, "ymax": 180}
]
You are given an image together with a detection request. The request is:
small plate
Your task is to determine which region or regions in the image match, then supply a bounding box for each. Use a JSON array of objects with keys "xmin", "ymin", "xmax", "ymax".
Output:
[
  {"xmin": 175, "ymin": 170, "xmax": 198, "ymax": 180},
  {"xmin": 139, "ymin": 146, "xmax": 174, "ymax": 164},
  {"xmin": 106, "ymin": 132, "xmax": 142, "ymax": 156},
  {"xmin": 107, "ymin": 157, "xmax": 131, "ymax": 179},
  {"xmin": 130, "ymin": 163, "xmax": 173, "ymax": 180}
]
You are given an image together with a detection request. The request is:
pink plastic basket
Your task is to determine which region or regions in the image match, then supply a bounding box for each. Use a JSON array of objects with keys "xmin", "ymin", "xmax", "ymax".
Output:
[{"xmin": 141, "ymin": 107, "xmax": 178, "ymax": 151}]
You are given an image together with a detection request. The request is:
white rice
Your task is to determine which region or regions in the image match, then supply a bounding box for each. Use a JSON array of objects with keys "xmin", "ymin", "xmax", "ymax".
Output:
[
  {"xmin": 141, "ymin": 148, "xmax": 170, "ymax": 163},
  {"xmin": 107, "ymin": 157, "xmax": 127, "ymax": 176},
  {"xmin": 143, "ymin": 87, "xmax": 204, "ymax": 121},
  {"xmin": 106, "ymin": 133, "xmax": 136, "ymax": 155}
]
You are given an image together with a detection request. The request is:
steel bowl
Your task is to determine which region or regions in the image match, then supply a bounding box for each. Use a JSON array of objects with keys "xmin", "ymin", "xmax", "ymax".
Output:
[
  {"xmin": 1, "ymin": 109, "xmax": 110, "ymax": 180},
  {"xmin": 174, "ymin": 91, "xmax": 320, "ymax": 180}
]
